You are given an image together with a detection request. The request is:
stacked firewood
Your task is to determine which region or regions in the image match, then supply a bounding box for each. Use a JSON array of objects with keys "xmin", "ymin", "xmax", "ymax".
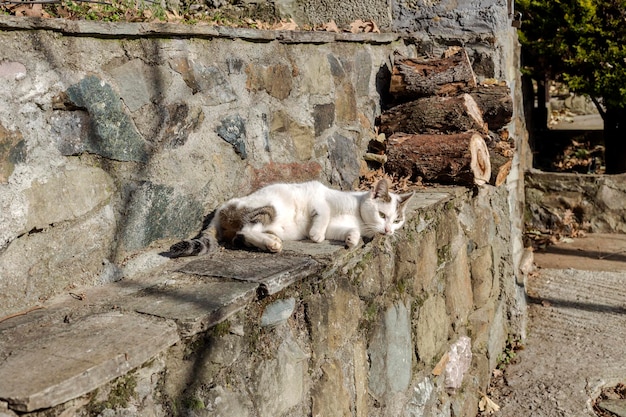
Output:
[{"xmin": 371, "ymin": 47, "xmax": 514, "ymax": 187}]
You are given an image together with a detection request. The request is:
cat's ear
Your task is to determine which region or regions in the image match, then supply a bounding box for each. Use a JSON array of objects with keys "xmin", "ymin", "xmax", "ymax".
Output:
[
  {"xmin": 372, "ymin": 179, "xmax": 391, "ymax": 201},
  {"xmin": 397, "ymin": 192, "xmax": 414, "ymax": 209}
]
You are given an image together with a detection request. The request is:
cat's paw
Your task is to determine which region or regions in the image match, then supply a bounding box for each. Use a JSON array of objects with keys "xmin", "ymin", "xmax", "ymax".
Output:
[
  {"xmin": 309, "ymin": 230, "xmax": 326, "ymax": 243},
  {"xmin": 345, "ymin": 231, "xmax": 361, "ymax": 249},
  {"xmin": 309, "ymin": 233, "xmax": 326, "ymax": 243},
  {"xmin": 265, "ymin": 235, "xmax": 283, "ymax": 253}
]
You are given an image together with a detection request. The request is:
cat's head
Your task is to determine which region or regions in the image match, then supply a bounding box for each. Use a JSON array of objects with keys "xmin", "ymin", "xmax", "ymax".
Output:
[{"xmin": 360, "ymin": 180, "xmax": 414, "ymax": 238}]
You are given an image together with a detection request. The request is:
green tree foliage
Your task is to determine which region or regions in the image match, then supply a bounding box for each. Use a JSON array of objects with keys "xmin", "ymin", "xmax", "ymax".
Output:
[
  {"xmin": 518, "ymin": 0, "xmax": 626, "ymax": 109},
  {"xmin": 517, "ymin": 0, "xmax": 626, "ymax": 173}
]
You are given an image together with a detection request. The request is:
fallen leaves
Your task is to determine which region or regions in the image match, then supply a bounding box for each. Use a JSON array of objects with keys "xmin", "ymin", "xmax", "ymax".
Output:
[
  {"xmin": 6, "ymin": 2, "xmax": 51, "ymax": 18},
  {"xmin": 478, "ymin": 393, "xmax": 501, "ymax": 414},
  {"xmin": 348, "ymin": 19, "xmax": 380, "ymax": 33},
  {"xmin": 0, "ymin": 0, "xmax": 385, "ymax": 36}
]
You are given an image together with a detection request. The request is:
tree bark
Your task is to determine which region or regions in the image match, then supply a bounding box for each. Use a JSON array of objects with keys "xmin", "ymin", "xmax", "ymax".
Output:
[
  {"xmin": 390, "ymin": 49, "xmax": 477, "ymax": 99},
  {"xmin": 604, "ymin": 107, "xmax": 626, "ymax": 174},
  {"xmin": 379, "ymin": 93, "xmax": 486, "ymax": 135},
  {"xmin": 489, "ymin": 150, "xmax": 512, "ymax": 186},
  {"xmin": 469, "ymin": 84, "xmax": 513, "ymax": 131},
  {"xmin": 384, "ymin": 132, "xmax": 491, "ymax": 186}
]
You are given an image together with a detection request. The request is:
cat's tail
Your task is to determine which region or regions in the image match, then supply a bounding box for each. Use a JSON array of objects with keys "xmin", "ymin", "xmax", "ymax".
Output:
[{"xmin": 165, "ymin": 227, "xmax": 218, "ymax": 258}]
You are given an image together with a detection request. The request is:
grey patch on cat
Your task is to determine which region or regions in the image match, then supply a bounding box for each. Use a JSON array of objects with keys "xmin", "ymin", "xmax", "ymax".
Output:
[
  {"xmin": 216, "ymin": 114, "xmax": 247, "ymax": 159},
  {"xmin": 218, "ymin": 204, "xmax": 276, "ymax": 243},
  {"xmin": 374, "ymin": 179, "xmax": 392, "ymax": 203}
]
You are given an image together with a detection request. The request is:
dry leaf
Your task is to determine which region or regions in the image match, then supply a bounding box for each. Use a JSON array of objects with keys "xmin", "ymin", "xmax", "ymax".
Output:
[
  {"xmin": 14, "ymin": 4, "xmax": 44, "ymax": 17},
  {"xmin": 349, "ymin": 19, "xmax": 366, "ymax": 33},
  {"xmin": 321, "ymin": 19, "xmax": 340, "ymax": 32},
  {"xmin": 273, "ymin": 18, "xmax": 298, "ymax": 31},
  {"xmin": 432, "ymin": 352, "xmax": 449, "ymax": 376},
  {"xmin": 478, "ymin": 395, "xmax": 500, "ymax": 414},
  {"xmin": 364, "ymin": 20, "xmax": 380, "ymax": 33},
  {"xmin": 443, "ymin": 46, "xmax": 463, "ymax": 58}
]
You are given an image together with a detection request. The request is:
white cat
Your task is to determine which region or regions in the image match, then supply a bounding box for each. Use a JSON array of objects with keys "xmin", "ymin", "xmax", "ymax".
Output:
[{"xmin": 167, "ymin": 179, "xmax": 414, "ymax": 256}]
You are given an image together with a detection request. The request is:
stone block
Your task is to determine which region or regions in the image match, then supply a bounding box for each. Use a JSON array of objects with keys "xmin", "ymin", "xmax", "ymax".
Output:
[
  {"xmin": 404, "ymin": 377, "xmax": 434, "ymax": 416},
  {"xmin": 0, "ymin": 123, "xmax": 25, "ymax": 184},
  {"xmin": 65, "ymin": 75, "xmax": 148, "ymax": 162},
  {"xmin": 295, "ymin": 53, "xmax": 332, "ymax": 95},
  {"xmin": 368, "ymin": 301, "xmax": 412, "ymax": 402},
  {"xmin": 23, "ymin": 165, "xmax": 114, "ymax": 232},
  {"xmin": 121, "ymin": 276, "xmax": 258, "ymax": 338},
  {"xmin": 335, "ymin": 81, "xmax": 357, "ymax": 123},
  {"xmin": 251, "ymin": 161, "xmax": 322, "ymax": 189},
  {"xmin": 108, "ymin": 59, "xmax": 167, "ymax": 112},
  {"xmin": 313, "ymin": 103, "xmax": 335, "ymax": 136},
  {"xmin": 355, "ymin": 50, "xmax": 373, "ymax": 96},
  {"xmin": 270, "ymin": 110, "xmax": 315, "ymax": 160},
  {"xmin": 50, "ymin": 110, "xmax": 91, "ymax": 156},
  {"xmin": 353, "ymin": 341, "xmax": 368, "ymax": 417},
  {"xmin": 161, "ymin": 103, "xmax": 205, "ymax": 148},
  {"xmin": 415, "ymin": 295, "xmax": 450, "ymax": 366},
  {"xmin": 245, "ymin": 62, "xmax": 292, "ymax": 99},
  {"xmin": 179, "ymin": 251, "xmax": 321, "ymax": 295},
  {"xmin": 328, "ymin": 133, "xmax": 360, "ymax": 190},
  {"xmin": 0, "ymin": 312, "xmax": 179, "ymax": 412},
  {"xmin": 396, "ymin": 228, "xmax": 438, "ymax": 295},
  {"xmin": 444, "ymin": 235, "xmax": 473, "ymax": 325},
  {"xmin": 307, "ymin": 278, "xmax": 361, "ymax": 363},
  {"xmin": 254, "ymin": 333, "xmax": 308, "ymax": 417},
  {"xmin": 0, "ymin": 61, "xmax": 26, "ymax": 79},
  {"xmin": 470, "ymin": 246, "xmax": 494, "ymax": 306},
  {"xmin": 0, "ymin": 205, "xmax": 116, "ymax": 317},
  {"xmin": 120, "ymin": 181, "xmax": 204, "ymax": 252},
  {"xmin": 261, "ymin": 298, "xmax": 296, "ymax": 327},
  {"xmin": 216, "ymin": 114, "xmax": 247, "ymax": 159},
  {"xmin": 203, "ymin": 385, "xmax": 253, "ymax": 417},
  {"xmin": 312, "ymin": 359, "xmax": 352, "ymax": 417},
  {"xmin": 170, "ymin": 57, "xmax": 237, "ymax": 104}
]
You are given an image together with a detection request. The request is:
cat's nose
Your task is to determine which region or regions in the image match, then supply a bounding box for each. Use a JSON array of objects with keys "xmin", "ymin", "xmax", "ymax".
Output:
[{"xmin": 384, "ymin": 226, "xmax": 392, "ymax": 234}]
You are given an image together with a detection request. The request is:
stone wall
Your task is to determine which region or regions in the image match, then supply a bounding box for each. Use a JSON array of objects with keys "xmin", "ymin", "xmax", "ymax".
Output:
[
  {"xmin": 526, "ymin": 171, "xmax": 626, "ymax": 235},
  {"xmin": 6, "ymin": 186, "xmax": 523, "ymax": 417},
  {"xmin": 154, "ymin": 186, "xmax": 522, "ymax": 417},
  {"xmin": 0, "ymin": 1, "xmax": 527, "ymax": 415}
]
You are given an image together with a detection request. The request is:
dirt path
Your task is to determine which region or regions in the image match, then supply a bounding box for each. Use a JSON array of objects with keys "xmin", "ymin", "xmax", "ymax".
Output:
[{"xmin": 484, "ymin": 234, "xmax": 626, "ymax": 417}]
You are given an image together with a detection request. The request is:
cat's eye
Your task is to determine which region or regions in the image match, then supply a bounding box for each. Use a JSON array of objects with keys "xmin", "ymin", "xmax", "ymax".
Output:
[{"xmin": 379, "ymin": 212, "xmax": 386, "ymax": 219}]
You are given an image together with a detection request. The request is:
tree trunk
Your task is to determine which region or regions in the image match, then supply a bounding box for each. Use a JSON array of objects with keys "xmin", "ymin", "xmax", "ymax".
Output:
[
  {"xmin": 379, "ymin": 94, "xmax": 486, "ymax": 135},
  {"xmin": 469, "ymin": 84, "xmax": 513, "ymax": 131},
  {"xmin": 390, "ymin": 49, "xmax": 477, "ymax": 99},
  {"xmin": 604, "ymin": 107, "xmax": 626, "ymax": 174},
  {"xmin": 384, "ymin": 132, "xmax": 491, "ymax": 186}
]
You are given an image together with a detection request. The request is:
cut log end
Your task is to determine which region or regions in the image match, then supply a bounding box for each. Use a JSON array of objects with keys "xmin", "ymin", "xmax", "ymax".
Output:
[
  {"xmin": 469, "ymin": 133, "xmax": 491, "ymax": 185},
  {"xmin": 384, "ymin": 132, "xmax": 492, "ymax": 187}
]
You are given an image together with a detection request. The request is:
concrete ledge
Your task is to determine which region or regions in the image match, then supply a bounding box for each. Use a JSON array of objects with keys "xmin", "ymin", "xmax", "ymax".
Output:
[{"xmin": 0, "ymin": 16, "xmax": 400, "ymax": 43}]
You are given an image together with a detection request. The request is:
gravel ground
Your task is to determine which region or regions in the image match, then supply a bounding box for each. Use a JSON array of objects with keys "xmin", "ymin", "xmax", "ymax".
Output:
[{"xmin": 480, "ymin": 234, "xmax": 626, "ymax": 417}]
